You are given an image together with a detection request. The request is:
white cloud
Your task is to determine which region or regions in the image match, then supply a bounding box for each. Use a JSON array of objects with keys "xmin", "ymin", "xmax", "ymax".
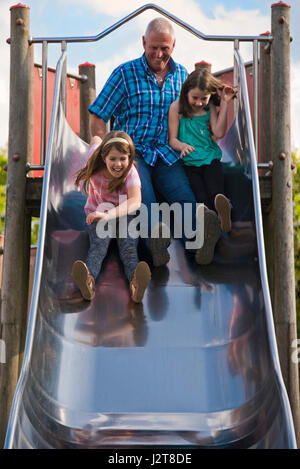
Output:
[
  {"xmin": 168, "ymin": 3, "xmax": 269, "ymax": 73},
  {"xmin": 63, "ymin": 0, "xmax": 146, "ymax": 16}
]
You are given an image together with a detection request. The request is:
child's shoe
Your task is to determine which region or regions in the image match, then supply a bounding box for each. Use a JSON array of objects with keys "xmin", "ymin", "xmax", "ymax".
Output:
[
  {"xmin": 149, "ymin": 222, "xmax": 171, "ymax": 267},
  {"xmin": 72, "ymin": 260, "xmax": 95, "ymax": 300},
  {"xmin": 195, "ymin": 208, "xmax": 222, "ymax": 265},
  {"xmin": 130, "ymin": 261, "xmax": 151, "ymax": 303},
  {"xmin": 214, "ymin": 194, "xmax": 232, "ymax": 232}
]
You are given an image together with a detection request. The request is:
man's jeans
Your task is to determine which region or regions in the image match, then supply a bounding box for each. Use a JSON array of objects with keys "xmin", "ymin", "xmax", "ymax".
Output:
[{"xmin": 135, "ymin": 156, "xmax": 198, "ymax": 249}]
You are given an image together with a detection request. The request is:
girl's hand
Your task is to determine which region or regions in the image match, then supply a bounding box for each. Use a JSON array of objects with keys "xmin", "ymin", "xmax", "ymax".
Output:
[
  {"xmin": 90, "ymin": 135, "xmax": 102, "ymax": 146},
  {"xmin": 86, "ymin": 211, "xmax": 107, "ymax": 225},
  {"xmin": 180, "ymin": 144, "xmax": 195, "ymax": 158},
  {"xmin": 219, "ymin": 85, "xmax": 236, "ymax": 103}
]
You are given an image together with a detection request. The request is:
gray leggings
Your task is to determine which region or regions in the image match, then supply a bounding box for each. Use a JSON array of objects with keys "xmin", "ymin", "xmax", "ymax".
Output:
[{"xmin": 85, "ymin": 214, "xmax": 139, "ymax": 283}]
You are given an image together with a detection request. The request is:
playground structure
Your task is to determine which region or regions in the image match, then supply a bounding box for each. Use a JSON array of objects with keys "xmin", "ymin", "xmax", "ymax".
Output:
[{"xmin": 0, "ymin": 2, "xmax": 299, "ymax": 448}]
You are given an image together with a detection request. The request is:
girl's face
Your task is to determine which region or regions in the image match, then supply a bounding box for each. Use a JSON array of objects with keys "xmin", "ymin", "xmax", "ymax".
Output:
[
  {"xmin": 187, "ymin": 87, "xmax": 211, "ymax": 114},
  {"xmin": 104, "ymin": 148, "xmax": 130, "ymax": 178}
]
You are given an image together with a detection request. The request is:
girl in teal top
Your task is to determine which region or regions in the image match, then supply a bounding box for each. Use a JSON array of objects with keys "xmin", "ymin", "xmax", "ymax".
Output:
[{"xmin": 168, "ymin": 68, "xmax": 235, "ymax": 237}]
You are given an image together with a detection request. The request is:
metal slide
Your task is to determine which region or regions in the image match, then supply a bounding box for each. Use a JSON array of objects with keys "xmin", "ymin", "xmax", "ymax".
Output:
[{"xmin": 4, "ymin": 48, "xmax": 297, "ymax": 449}]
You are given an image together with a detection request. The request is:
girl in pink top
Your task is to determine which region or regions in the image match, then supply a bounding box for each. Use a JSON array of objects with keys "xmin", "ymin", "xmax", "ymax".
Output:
[{"xmin": 72, "ymin": 131, "xmax": 151, "ymax": 303}]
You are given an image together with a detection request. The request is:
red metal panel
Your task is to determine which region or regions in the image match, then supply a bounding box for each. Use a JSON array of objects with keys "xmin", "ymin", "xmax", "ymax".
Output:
[
  {"xmin": 66, "ymin": 76, "xmax": 80, "ymax": 137},
  {"xmin": 33, "ymin": 65, "xmax": 80, "ymax": 177}
]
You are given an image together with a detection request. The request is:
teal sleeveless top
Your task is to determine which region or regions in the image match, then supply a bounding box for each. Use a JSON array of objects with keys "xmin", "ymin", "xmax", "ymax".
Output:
[{"xmin": 178, "ymin": 109, "xmax": 222, "ymax": 167}]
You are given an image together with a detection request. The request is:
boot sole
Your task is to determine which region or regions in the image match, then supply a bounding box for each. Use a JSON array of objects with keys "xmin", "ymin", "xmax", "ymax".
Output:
[
  {"xmin": 215, "ymin": 194, "xmax": 231, "ymax": 232},
  {"xmin": 131, "ymin": 262, "xmax": 151, "ymax": 303},
  {"xmin": 195, "ymin": 211, "xmax": 221, "ymax": 265},
  {"xmin": 149, "ymin": 223, "xmax": 170, "ymax": 267},
  {"xmin": 72, "ymin": 260, "xmax": 95, "ymax": 300}
]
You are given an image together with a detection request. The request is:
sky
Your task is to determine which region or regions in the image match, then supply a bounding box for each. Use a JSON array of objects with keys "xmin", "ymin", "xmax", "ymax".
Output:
[{"xmin": 0, "ymin": 0, "xmax": 299, "ymax": 149}]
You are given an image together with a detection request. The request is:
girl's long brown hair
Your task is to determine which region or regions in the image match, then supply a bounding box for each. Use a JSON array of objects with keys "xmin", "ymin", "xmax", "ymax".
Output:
[
  {"xmin": 75, "ymin": 131, "xmax": 135, "ymax": 195},
  {"xmin": 179, "ymin": 68, "xmax": 225, "ymax": 118}
]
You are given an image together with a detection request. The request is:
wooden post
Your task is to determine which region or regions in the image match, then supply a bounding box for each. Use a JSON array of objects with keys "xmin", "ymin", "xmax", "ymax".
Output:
[
  {"xmin": 270, "ymin": 1, "xmax": 300, "ymax": 445},
  {"xmin": 0, "ymin": 4, "xmax": 34, "ymax": 447},
  {"xmin": 79, "ymin": 62, "xmax": 96, "ymax": 144}
]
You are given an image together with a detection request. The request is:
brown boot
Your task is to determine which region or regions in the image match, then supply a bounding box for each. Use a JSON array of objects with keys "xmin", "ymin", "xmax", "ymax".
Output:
[
  {"xmin": 214, "ymin": 194, "xmax": 231, "ymax": 232},
  {"xmin": 195, "ymin": 209, "xmax": 221, "ymax": 265},
  {"xmin": 149, "ymin": 222, "xmax": 171, "ymax": 267},
  {"xmin": 72, "ymin": 260, "xmax": 95, "ymax": 300},
  {"xmin": 130, "ymin": 261, "xmax": 151, "ymax": 303}
]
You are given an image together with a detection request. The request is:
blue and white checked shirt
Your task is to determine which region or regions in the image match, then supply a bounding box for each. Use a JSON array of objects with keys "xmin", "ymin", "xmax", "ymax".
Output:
[{"xmin": 89, "ymin": 53, "xmax": 188, "ymax": 166}]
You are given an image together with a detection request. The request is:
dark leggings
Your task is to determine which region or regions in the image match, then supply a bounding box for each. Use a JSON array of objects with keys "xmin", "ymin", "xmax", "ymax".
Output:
[
  {"xmin": 86, "ymin": 214, "xmax": 139, "ymax": 282},
  {"xmin": 183, "ymin": 159, "xmax": 225, "ymax": 210}
]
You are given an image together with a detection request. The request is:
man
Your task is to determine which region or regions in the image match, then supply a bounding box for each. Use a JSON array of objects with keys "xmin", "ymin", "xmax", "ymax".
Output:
[{"xmin": 89, "ymin": 18, "xmax": 221, "ymax": 266}]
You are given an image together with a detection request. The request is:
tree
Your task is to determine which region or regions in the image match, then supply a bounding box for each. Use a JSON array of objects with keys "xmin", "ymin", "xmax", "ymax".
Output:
[
  {"xmin": 0, "ymin": 148, "xmax": 7, "ymax": 234},
  {"xmin": 0, "ymin": 147, "xmax": 39, "ymax": 244},
  {"xmin": 292, "ymin": 149, "xmax": 300, "ymax": 337}
]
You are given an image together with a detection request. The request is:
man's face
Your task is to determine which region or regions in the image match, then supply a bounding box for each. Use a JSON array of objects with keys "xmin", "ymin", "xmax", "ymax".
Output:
[{"xmin": 142, "ymin": 31, "xmax": 175, "ymax": 73}]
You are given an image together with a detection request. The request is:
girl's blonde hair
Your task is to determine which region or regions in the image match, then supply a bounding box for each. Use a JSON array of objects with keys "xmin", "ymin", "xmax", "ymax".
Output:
[
  {"xmin": 179, "ymin": 68, "xmax": 225, "ymax": 118},
  {"xmin": 75, "ymin": 131, "xmax": 135, "ymax": 195}
]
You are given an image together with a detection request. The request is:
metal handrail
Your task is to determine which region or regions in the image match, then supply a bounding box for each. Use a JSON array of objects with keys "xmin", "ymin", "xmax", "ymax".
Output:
[
  {"xmin": 234, "ymin": 48, "xmax": 297, "ymax": 449},
  {"xmin": 4, "ymin": 48, "xmax": 67, "ymax": 449},
  {"xmin": 29, "ymin": 3, "xmax": 272, "ymax": 44}
]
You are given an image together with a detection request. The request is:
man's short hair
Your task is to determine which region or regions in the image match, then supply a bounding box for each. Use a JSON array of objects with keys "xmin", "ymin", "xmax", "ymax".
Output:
[{"xmin": 145, "ymin": 17, "xmax": 175, "ymax": 40}]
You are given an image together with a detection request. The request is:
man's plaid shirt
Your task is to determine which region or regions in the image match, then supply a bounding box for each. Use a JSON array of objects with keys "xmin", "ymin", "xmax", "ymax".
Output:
[{"xmin": 89, "ymin": 53, "xmax": 188, "ymax": 166}]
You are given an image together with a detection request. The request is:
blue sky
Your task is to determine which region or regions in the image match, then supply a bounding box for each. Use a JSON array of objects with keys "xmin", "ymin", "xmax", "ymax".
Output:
[{"xmin": 0, "ymin": 0, "xmax": 299, "ymax": 148}]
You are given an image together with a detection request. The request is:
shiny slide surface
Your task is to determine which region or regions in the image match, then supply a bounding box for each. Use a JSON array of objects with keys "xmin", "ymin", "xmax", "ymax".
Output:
[{"xmin": 4, "ymin": 50, "xmax": 296, "ymax": 448}]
